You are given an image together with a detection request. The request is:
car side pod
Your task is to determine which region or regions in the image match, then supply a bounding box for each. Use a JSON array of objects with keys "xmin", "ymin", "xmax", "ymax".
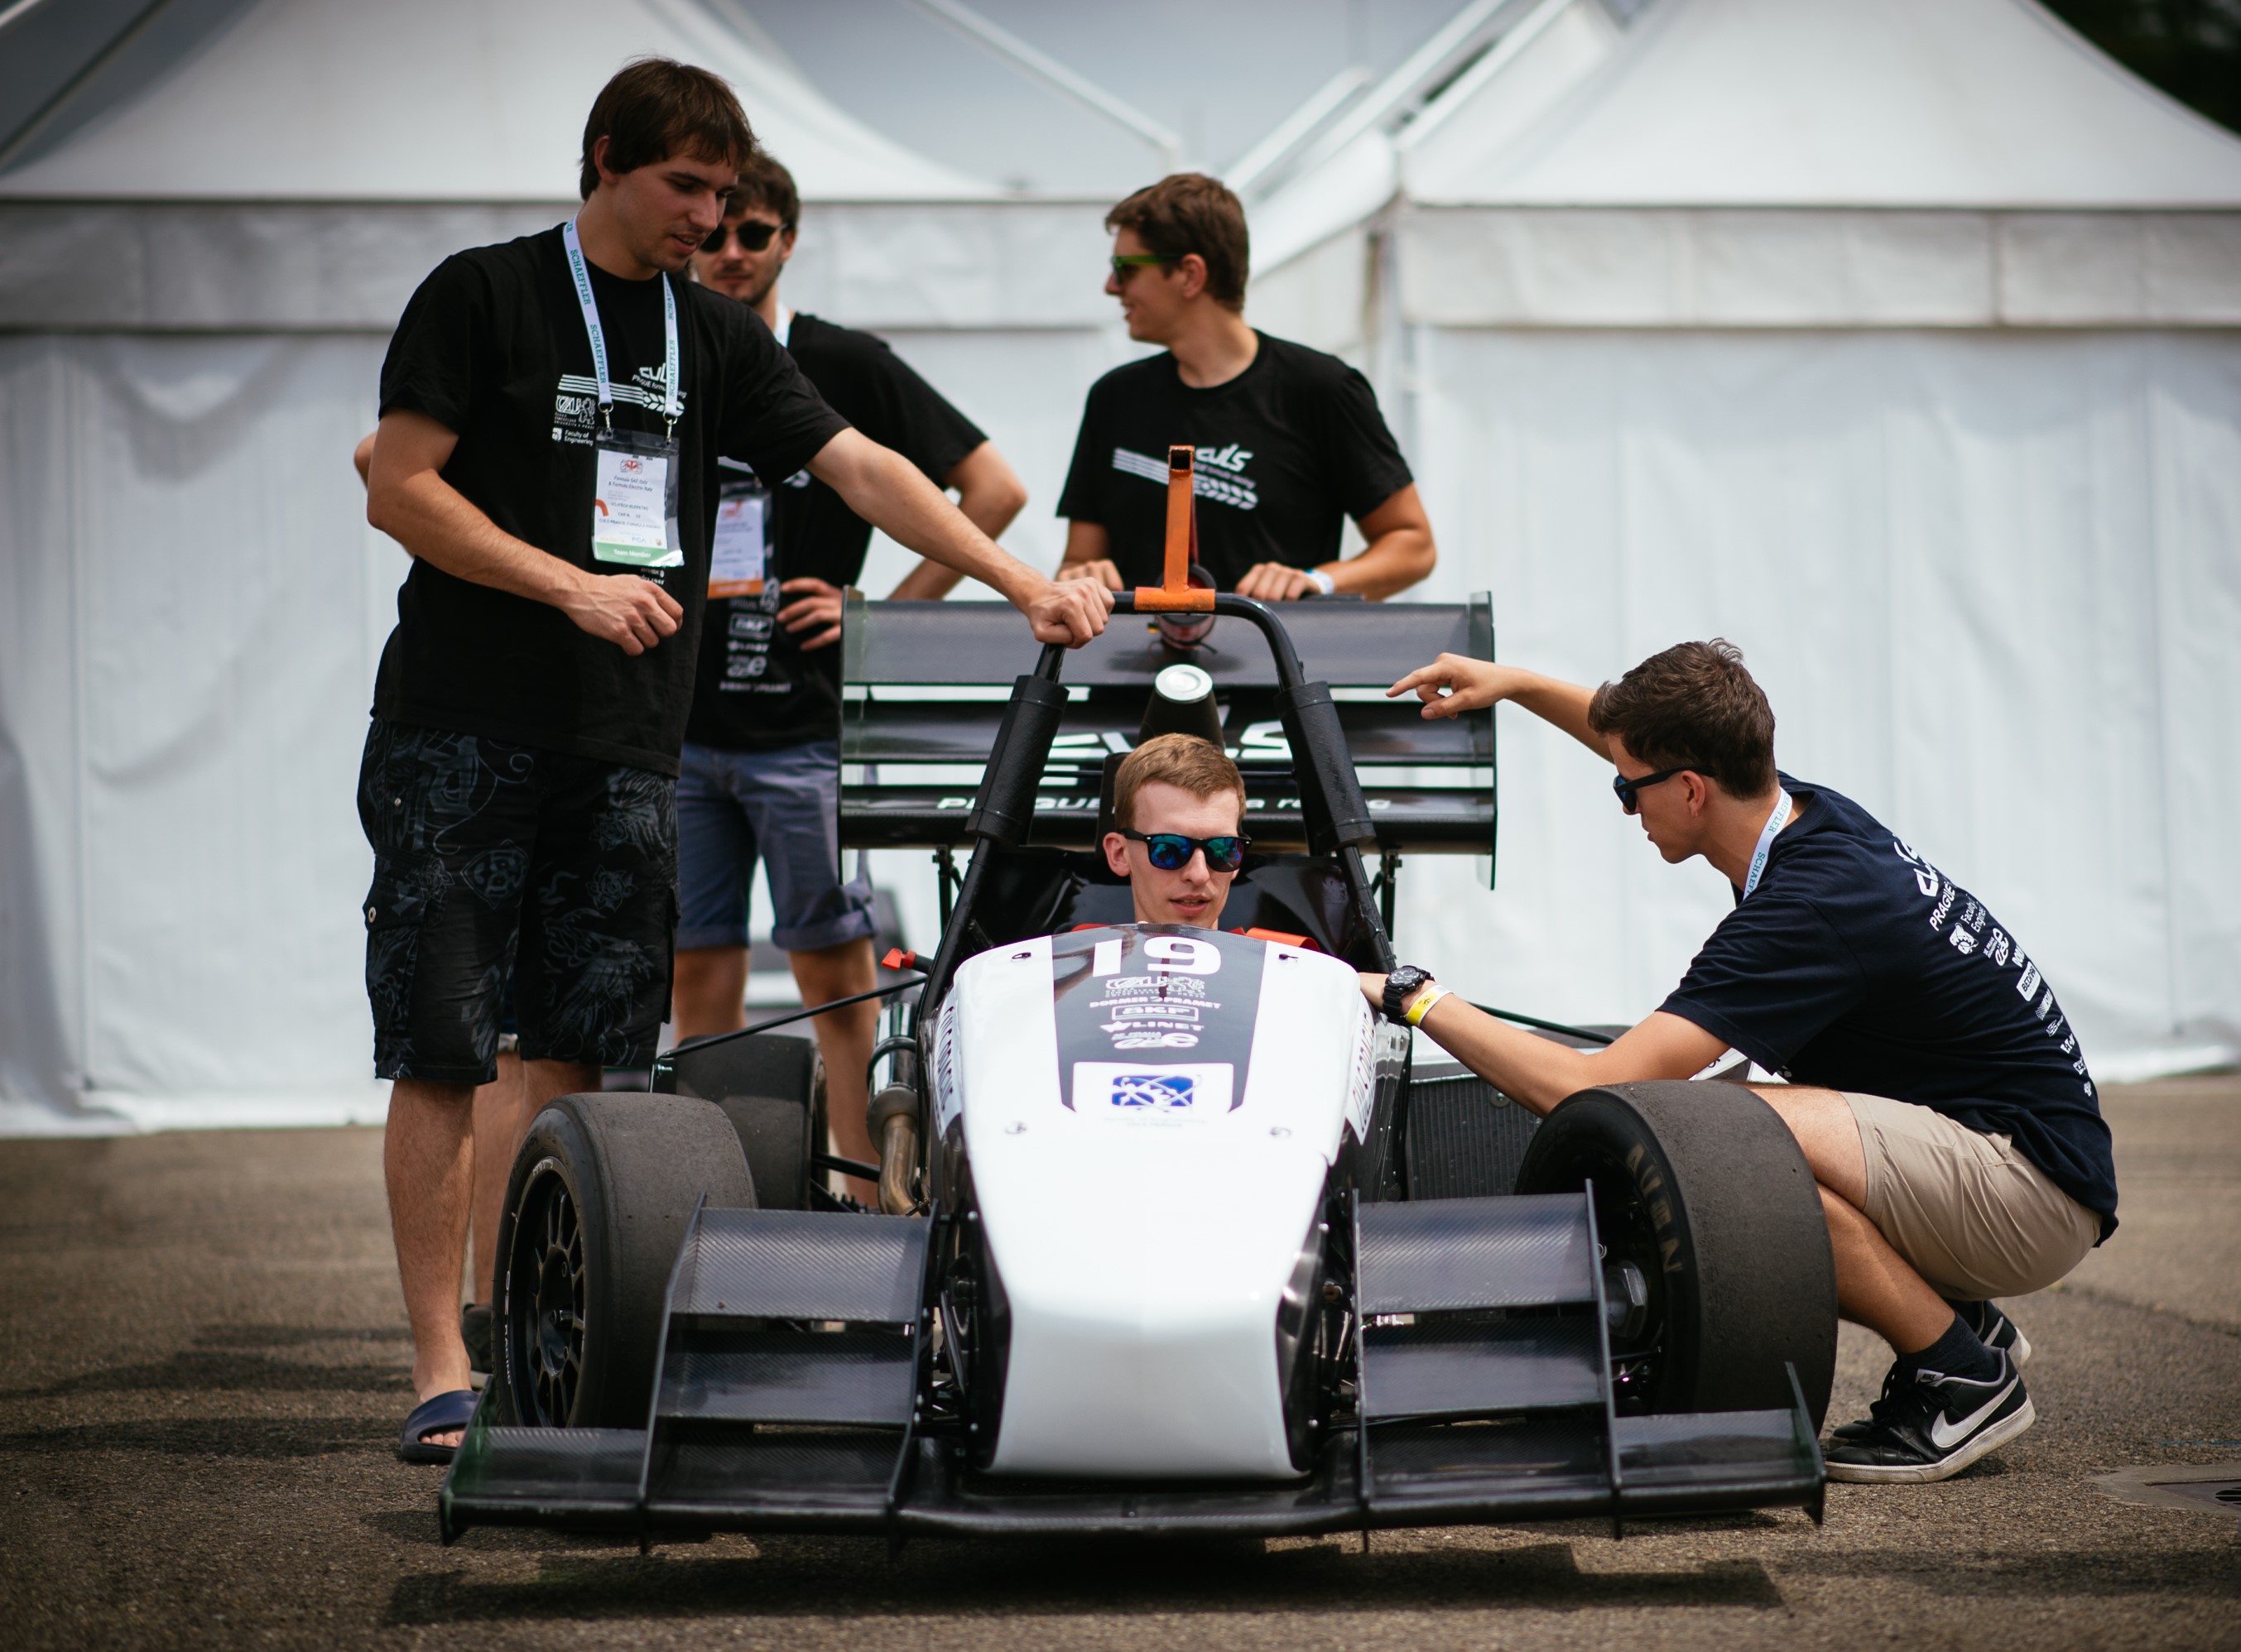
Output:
[
  {"xmin": 440, "ymin": 1199, "xmax": 938, "ymax": 1544},
  {"xmin": 1350, "ymin": 1189, "xmax": 1825, "ymax": 1537}
]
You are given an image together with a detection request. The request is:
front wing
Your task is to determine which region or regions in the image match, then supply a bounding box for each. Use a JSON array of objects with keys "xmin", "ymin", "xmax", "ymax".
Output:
[{"xmin": 440, "ymin": 1199, "xmax": 1823, "ymax": 1543}]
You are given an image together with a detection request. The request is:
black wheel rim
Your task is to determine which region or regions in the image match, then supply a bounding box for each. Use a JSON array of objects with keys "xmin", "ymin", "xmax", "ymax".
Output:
[
  {"xmin": 505, "ymin": 1163, "xmax": 586, "ymax": 1427},
  {"xmin": 1591, "ymin": 1166, "xmax": 1667, "ymax": 1410},
  {"xmin": 1531, "ymin": 1145, "xmax": 1671, "ymax": 1413}
]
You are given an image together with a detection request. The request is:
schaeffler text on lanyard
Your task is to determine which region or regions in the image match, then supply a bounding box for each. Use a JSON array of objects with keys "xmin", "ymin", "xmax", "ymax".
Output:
[
  {"xmin": 562, "ymin": 219, "xmax": 683, "ymax": 569},
  {"xmin": 1742, "ymin": 790, "xmax": 1793, "ymax": 900},
  {"xmin": 709, "ymin": 459, "xmax": 769, "ymax": 598}
]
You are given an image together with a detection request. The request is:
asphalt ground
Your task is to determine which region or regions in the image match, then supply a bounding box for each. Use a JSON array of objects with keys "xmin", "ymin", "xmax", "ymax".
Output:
[{"xmin": 2, "ymin": 1076, "xmax": 2236, "ymax": 1651}]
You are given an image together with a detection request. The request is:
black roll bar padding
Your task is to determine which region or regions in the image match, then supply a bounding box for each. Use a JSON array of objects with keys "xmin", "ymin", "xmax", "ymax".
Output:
[
  {"xmin": 963, "ymin": 673, "xmax": 1068, "ymax": 848},
  {"xmin": 1276, "ymin": 680, "xmax": 1379, "ymax": 855},
  {"xmin": 914, "ymin": 643, "xmax": 1072, "ymax": 1028}
]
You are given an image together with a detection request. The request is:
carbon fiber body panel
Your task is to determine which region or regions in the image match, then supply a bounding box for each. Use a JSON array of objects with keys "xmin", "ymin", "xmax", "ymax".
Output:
[
  {"xmin": 675, "ymin": 1208, "xmax": 926, "ymax": 1322},
  {"xmin": 1356, "ymin": 1193, "xmax": 1594, "ymax": 1313}
]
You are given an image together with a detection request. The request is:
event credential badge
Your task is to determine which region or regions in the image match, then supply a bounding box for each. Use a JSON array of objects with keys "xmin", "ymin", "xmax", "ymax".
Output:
[
  {"xmin": 591, "ymin": 427, "xmax": 682, "ymax": 569},
  {"xmin": 708, "ymin": 461, "xmax": 768, "ymax": 597}
]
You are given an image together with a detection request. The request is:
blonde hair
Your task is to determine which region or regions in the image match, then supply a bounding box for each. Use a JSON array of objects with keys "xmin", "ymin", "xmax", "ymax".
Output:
[{"xmin": 1113, "ymin": 733, "xmax": 1245, "ymax": 832}]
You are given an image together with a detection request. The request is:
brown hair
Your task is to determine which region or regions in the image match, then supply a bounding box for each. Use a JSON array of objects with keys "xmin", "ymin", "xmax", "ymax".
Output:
[
  {"xmin": 1106, "ymin": 173, "xmax": 1249, "ymax": 310},
  {"xmin": 1586, "ymin": 639, "xmax": 1777, "ymax": 797},
  {"xmin": 1113, "ymin": 734, "xmax": 1247, "ymax": 832},
  {"xmin": 579, "ymin": 58, "xmax": 755, "ymax": 200},
  {"xmin": 731, "ymin": 150, "xmax": 800, "ymax": 229}
]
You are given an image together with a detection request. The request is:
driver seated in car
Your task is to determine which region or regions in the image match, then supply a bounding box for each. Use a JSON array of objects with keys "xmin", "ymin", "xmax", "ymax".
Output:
[{"xmin": 1101, "ymin": 733, "xmax": 1248, "ymax": 928}]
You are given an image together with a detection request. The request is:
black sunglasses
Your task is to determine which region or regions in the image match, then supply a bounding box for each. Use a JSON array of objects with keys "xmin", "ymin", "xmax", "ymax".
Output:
[
  {"xmin": 1123, "ymin": 828, "xmax": 1249, "ymax": 873},
  {"xmin": 702, "ymin": 219, "xmax": 785, "ymax": 255},
  {"xmin": 1612, "ymin": 766, "xmax": 1690, "ymax": 814},
  {"xmin": 1109, "ymin": 252, "xmax": 1179, "ymax": 279}
]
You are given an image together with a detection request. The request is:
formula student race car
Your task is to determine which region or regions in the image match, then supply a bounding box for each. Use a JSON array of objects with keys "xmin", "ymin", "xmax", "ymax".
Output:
[{"xmin": 441, "ymin": 456, "xmax": 1837, "ymax": 1545}]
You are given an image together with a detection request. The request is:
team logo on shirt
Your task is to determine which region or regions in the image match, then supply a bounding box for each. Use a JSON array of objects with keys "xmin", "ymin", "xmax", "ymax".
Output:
[
  {"xmin": 550, "ymin": 372, "xmax": 690, "ymax": 447},
  {"xmin": 1113, "ymin": 445, "xmax": 1258, "ymax": 511},
  {"xmin": 1893, "ymin": 838, "xmax": 2094, "ymax": 1098}
]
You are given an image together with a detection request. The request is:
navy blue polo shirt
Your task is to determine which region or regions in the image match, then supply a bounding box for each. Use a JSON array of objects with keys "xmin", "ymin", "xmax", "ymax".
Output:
[{"xmin": 1662, "ymin": 776, "xmax": 2117, "ymax": 1237}]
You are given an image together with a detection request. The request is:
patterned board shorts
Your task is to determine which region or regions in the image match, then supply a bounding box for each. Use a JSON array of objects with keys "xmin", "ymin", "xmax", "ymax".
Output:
[{"xmin": 357, "ymin": 717, "xmax": 678, "ymax": 1086}]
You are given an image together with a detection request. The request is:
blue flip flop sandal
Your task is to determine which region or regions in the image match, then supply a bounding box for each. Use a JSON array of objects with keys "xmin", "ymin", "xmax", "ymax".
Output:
[{"xmin": 397, "ymin": 1388, "xmax": 477, "ymax": 1465}]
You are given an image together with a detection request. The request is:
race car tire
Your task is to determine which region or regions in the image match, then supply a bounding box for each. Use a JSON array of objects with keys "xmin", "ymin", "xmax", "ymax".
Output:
[
  {"xmin": 493, "ymin": 1093, "xmax": 756, "ymax": 1429},
  {"xmin": 656, "ymin": 1032, "xmax": 820, "ymax": 1213},
  {"xmin": 1514, "ymin": 1080, "xmax": 1836, "ymax": 1429}
]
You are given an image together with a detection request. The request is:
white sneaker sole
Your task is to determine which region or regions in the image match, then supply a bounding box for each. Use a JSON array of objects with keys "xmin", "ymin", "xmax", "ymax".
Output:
[{"xmin": 1824, "ymin": 1397, "xmax": 2037, "ymax": 1484}]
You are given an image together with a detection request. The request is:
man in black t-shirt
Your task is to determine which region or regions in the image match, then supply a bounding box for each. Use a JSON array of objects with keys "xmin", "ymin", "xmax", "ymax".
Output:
[
  {"xmin": 361, "ymin": 61, "xmax": 1108, "ymax": 1461},
  {"xmin": 673, "ymin": 154, "xmax": 1030, "ymax": 1198},
  {"xmin": 1364, "ymin": 641, "xmax": 2116, "ymax": 1485},
  {"xmin": 1056, "ymin": 174, "xmax": 1436, "ymax": 601}
]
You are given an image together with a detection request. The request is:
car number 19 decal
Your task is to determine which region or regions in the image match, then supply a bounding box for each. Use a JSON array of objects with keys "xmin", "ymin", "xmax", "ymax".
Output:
[{"xmin": 1050, "ymin": 926, "xmax": 1263, "ymax": 1109}]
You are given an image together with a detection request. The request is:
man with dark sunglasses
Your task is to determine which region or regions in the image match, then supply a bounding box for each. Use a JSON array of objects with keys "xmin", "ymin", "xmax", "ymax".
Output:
[
  {"xmin": 1101, "ymin": 734, "xmax": 1250, "ymax": 928},
  {"xmin": 675, "ymin": 152, "xmax": 1033, "ymax": 1198},
  {"xmin": 1368, "ymin": 642, "xmax": 2116, "ymax": 1486},
  {"xmin": 1056, "ymin": 173, "xmax": 1437, "ymax": 603}
]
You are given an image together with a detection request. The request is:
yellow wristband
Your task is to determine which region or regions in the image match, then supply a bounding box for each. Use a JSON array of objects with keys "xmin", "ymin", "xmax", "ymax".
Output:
[{"xmin": 1404, "ymin": 983, "xmax": 1449, "ymax": 1027}]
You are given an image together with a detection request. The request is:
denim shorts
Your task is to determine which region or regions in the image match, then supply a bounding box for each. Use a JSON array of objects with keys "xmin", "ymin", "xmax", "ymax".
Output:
[
  {"xmin": 357, "ymin": 717, "xmax": 677, "ymax": 1085},
  {"xmin": 676, "ymin": 739, "xmax": 876, "ymax": 953}
]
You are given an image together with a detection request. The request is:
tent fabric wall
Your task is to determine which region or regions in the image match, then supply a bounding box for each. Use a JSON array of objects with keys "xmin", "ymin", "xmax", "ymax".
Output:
[
  {"xmin": 0, "ymin": 333, "xmax": 395, "ymax": 1132},
  {"xmin": 1393, "ymin": 325, "xmax": 2241, "ymax": 1080},
  {"xmin": 1394, "ymin": 207, "xmax": 2241, "ymax": 328}
]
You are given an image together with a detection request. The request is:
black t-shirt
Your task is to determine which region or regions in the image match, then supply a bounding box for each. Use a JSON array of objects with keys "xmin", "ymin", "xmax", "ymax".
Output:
[
  {"xmin": 1056, "ymin": 332, "xmax": 1412, "ymax": 590},
  {"xmin": 373, "ymin": 227, "xmax": 849, "ymax": 776},
  {"xmin": 686, "ymin": 312, "xmax": 987, "ymax": 752},
  {"xmin": 1661, "ymin": 777, "xmax": 2118, "ymax": 1235}
]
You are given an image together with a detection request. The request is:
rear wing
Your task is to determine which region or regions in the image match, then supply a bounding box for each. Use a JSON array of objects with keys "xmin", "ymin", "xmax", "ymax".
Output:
[{"xmin": 839, "ymin": 593, "xmax": 1498, "ymax": 868}]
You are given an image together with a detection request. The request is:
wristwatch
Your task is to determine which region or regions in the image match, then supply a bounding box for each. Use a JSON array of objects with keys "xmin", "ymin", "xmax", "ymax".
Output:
[{"xmin": 1382, "ymin": 964, "xmax": 1433, "ymax": 1024}]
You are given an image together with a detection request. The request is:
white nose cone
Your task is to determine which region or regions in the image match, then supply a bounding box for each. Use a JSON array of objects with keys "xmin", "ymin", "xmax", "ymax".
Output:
[{"xmin": 945, "ymin": 926, "xmax": 1378, "ymax": 1481}]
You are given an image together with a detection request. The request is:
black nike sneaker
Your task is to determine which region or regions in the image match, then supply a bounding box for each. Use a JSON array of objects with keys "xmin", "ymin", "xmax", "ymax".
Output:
[
  {"xmin": 1822, "ymin": 1350, "xmax": 2034, "ymax": 1483},
  {"xmin": 1831, "ymin": 1302, "xmax": 2032, "ymax": 1444}
]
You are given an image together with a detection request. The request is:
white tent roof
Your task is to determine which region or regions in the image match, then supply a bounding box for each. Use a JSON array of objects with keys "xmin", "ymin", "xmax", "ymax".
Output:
[
  {"xmin": 1248, "ymin": 0, "xmax": 2241, "ymax": 337},
  {"xmin": 0, "ymin": 0, "xmax": 993, "ymax": 200},
  {"xmin": 1418, "ymin": 0, "xmax": 2241, "ymax": 208},
  {"xmin": 1251, "ymin": 0, "xmax": 1623, "ymax": 273}
]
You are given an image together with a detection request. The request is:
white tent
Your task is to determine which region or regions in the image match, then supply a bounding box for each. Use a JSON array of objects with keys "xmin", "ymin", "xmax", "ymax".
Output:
[
  {"xmin": 1254, "ymin": 0, "xmax": 2241, "ymax": 1078},
  {"xmin": 0, "ymin": 0, "xmax": 1132, "ymax": 1132}
]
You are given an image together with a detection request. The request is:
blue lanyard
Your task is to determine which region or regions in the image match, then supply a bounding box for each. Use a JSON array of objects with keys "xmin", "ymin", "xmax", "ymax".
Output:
[
  {"xmin": 1742, "ymin": 789, "xmax": 1793, "ymax": 900},
  {"xmin": 560, "ymin": 218, "xmax": 679, "ymax": 435}
]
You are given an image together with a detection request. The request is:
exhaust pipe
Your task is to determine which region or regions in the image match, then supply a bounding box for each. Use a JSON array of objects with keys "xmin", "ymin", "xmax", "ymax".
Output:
[{"xmin": 868, "ymin": 1082, "xmax": 921, "ymax": 1215}]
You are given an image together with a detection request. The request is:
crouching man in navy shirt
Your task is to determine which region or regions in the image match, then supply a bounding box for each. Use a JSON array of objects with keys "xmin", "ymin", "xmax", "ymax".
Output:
[{"xmin": 1365, "ymin": 641, "xmax": 2116, "ymax": 1484}]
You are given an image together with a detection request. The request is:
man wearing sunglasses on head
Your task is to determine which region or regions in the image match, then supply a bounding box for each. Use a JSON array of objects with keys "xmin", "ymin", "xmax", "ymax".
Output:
[
  {"xmin": 1056, "ymin": 173, "xmax": 1436, "ymax": 603},
  {"xmin": 1365, "ymin": 641, "xmax": 2116, "ymax": 1486},
  {"xmin": 674, "ymin": 151, "xmax": 1031, "ymax": 1199},
  {"xmin": 1101, "ymin": 734, "xmax": 1251, "ymax": 928}
]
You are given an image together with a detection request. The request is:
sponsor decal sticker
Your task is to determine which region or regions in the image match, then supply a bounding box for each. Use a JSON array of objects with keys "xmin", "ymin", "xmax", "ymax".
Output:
[{"xmin": 1068, "ymin": 1062, "xmax": 1235, "ymax": 1123}]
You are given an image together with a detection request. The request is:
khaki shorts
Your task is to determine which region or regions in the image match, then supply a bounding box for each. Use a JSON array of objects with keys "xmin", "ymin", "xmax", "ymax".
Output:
[{"xmin": 1844, "ymin": 1092, "xmax": 2101, "ymax": 1301}]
